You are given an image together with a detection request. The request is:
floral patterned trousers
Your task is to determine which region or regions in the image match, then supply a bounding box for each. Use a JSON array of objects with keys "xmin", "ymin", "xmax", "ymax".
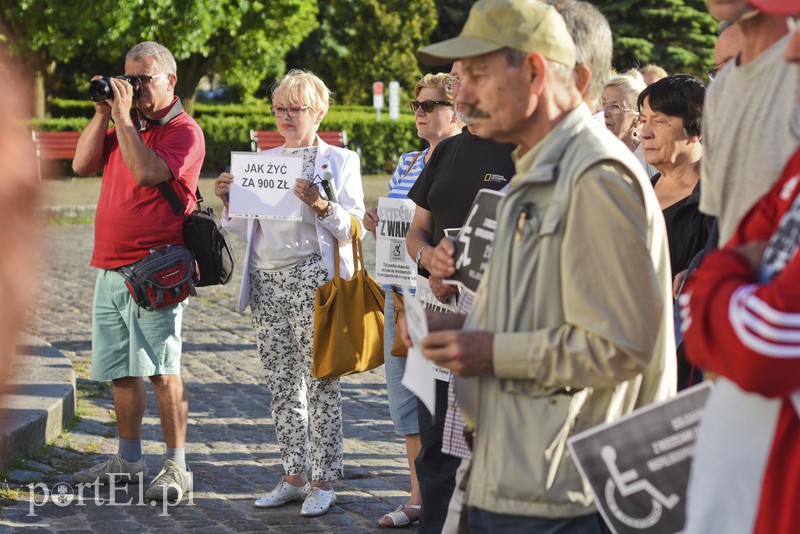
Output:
[{"xmin": 249, "ymin": 253, "xmax": 343, "ymax": 481}]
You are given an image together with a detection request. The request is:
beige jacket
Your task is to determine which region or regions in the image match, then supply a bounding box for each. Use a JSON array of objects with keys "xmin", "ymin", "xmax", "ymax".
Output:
[{"xmin": 455, "ymin": 105, "xmax": 676, "ymax": 518}]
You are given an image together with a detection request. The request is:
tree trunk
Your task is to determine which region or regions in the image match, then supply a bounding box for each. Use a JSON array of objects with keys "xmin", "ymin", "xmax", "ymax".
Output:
[
  {"xmin": 176, "ymin": 54, "xmax": 214, "ymax": 117},
  {"xmin": 182, "ymin": 94, "xmax": 196, "ymax": 117},
  {"xmin": 33, "ymin": 69, "xmax": 46, "ymax": 120}
]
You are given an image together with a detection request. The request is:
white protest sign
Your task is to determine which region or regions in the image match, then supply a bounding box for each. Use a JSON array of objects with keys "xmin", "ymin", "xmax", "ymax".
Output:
[
  {"xmin": 567, "ymin": 382, "xmax": 713, "ymax": 534},
  {"xmin": 400, "ymin": 288, "xmax": 437, "ymax": 415},
  {"xmin": 228, "ymin": 152, "xmax": 303, "ymax": 220},
  {"xmin": 375, "ymin": 197, "xmax": 417, "ymax": 286}
]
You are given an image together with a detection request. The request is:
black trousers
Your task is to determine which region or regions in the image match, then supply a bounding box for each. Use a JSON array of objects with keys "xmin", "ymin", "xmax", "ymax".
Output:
[{"xmin": 415, "ymin": 378, "xmax": 462, "ymax": 533}]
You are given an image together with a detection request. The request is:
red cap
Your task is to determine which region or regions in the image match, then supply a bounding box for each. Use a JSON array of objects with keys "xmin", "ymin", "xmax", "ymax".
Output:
[{"xmin": 748, "ymin": 0, "xmax": 800, "ymax": 15}]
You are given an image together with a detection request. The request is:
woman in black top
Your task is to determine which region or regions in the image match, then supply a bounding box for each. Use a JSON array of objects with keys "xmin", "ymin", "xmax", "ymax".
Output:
[{"xmin": 638, "ymin": 74, "xmax": 713, "ymax": 389}]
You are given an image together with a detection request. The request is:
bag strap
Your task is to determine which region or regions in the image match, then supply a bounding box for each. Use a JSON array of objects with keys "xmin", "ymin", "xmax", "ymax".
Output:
[
  {"xmin": 157, "ymin": 182, "xmax": 203, "ymax": 216},
  {"xmin": 401, "ymin": 151, "xmax": 423, "ymax": 182},
  {"xmin": 331, "ymin": 214, "xmax": 365, "ymax": 280}
]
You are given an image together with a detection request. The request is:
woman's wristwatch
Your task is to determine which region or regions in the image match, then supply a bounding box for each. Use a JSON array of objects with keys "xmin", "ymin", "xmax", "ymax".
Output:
[
  {"xmin": 416, "ymin": 245, "xmax": 429, "ymax": 269},
  {"xmin": 317, "ymin": 200, "xmax": 333, "ymax": 220}
]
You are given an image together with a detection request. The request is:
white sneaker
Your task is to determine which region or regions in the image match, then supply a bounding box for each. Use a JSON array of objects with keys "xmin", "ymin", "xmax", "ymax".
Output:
[
  {"xmin": 74, "ymin": 453, "xmax": 147, "ymax": 484},
  {"xmin": 300, "ymin": 487, "xmax": 336, "ymax": 517},
  {"xmin": 254, "ymin": 480, "xmax": 311, "ymax": 508},
  {"xmin": 144, "ymin": 460, "xmax": 192, "ymax": 502}
]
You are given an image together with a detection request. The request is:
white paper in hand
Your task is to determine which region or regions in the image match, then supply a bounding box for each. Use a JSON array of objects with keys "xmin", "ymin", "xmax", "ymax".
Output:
[{"xmin": 400, "ymin": 287, "xmax": 437, "ymax": 415}]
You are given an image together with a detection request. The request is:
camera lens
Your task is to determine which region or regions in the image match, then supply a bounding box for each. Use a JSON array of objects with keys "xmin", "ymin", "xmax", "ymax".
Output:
[{"xmin": 88, "ymin": 79, "xmax": 113, "ymax": 102}]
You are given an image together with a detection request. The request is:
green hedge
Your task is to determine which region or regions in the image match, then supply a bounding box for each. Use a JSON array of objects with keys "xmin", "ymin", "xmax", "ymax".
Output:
[{"xmin": 38, "ymin": 101, "xmax": 423, "ymax": 174}]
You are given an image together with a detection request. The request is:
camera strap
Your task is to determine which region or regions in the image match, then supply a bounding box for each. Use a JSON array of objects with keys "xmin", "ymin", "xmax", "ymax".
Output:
[{"xmin": 133, "ymin": 98, "xmax": 184, "ymax": 130}]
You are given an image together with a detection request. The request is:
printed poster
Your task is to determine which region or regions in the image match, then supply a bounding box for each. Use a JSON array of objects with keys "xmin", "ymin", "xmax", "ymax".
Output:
[
  {"xmin": 228, "ymin": 152, "xmax": 303, "ymax": 220},
  {"xmin": 374, "ymin": 197, "xmax": 417, "ymax": 286},
  {"xmin": 567, "ymin": 383, "xmax": 713, "ymax": 534},
  {"xmin": 443, "ymin": 189, "xmax": 504, "ymax": 313}
]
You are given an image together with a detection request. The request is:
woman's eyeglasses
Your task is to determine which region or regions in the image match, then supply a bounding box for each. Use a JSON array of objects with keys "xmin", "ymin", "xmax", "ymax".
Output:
[
  {"xmin": 602, "ymin": 103, "xmax": 637, "ymax": 115},
  {"xmin": 270, "ymin": 105, "xmax": 310, "ymax": 118},
  {"xmin": 409, "ymin": 100, "xmax": 453, "ymax": 113}
]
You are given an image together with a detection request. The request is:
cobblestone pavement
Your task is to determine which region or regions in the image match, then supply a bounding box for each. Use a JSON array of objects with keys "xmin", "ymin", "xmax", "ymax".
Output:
[{"xmin": 1, "ymin": 224, "xmax": 411, "ymax": 533}]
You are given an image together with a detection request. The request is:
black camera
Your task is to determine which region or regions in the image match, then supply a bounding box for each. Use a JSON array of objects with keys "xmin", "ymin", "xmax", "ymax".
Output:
[{"xmin": 88, "ymin": 76, "xmax": 142, "ymax": 102}]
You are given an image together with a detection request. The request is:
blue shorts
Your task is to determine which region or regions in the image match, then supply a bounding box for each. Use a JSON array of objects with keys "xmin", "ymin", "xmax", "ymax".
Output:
[
  {"xmin": 91, "ymin": 269, "xmax": 186, "ymax": 381},
  {"xmin": 383, "ymin": 289, "xmax": 419, "ymax": 435}
]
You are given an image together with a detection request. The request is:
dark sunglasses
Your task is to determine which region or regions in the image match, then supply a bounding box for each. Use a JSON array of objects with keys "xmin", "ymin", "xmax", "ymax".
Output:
[{"xmin": 409, "ymin": 100, "xmax": 453, "ymax": 113}]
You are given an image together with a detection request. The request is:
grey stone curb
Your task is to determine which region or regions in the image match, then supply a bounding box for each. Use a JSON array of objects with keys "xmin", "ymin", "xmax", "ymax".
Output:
[{"xmin": 0, "ymin": 334, "xmax": 76, "ymax": 469}]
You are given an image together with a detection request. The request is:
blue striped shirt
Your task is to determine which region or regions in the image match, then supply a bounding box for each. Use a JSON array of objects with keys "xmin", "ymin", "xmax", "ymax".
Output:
[{"xmin": 387, "ymin": 148, "xmax": 428, "ymax": 199}]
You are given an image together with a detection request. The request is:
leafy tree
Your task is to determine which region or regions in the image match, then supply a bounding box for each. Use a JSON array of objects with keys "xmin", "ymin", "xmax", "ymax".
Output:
[
  {"xmin": 290, "ymin": 0, "xmax": 438, "ymax": 105},
  {"xmin": 0, "ymin": 0, "xmax": 318, "ymax": 117},
  {"xmin": 595, "ymin": 0, "xmax": 717, "ymax": 76},
  {"xmin": 429, "ymin": 0, "xmax": 473, "ymax": 46},
  {"xmin": 0, "ymin": 1, "xmax": 124, "ymax": 117}
]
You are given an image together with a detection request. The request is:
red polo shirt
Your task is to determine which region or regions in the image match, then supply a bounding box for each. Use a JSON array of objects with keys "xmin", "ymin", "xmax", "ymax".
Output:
[{"xmin": 91, "ymin": 99, "xmax": 205, "ymax": 269}]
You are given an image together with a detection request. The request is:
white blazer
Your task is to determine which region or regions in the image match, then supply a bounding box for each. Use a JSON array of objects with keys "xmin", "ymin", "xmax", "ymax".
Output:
[{"xmin": 223, "ymin": 136, "xmax": 366, "ymax": 312}]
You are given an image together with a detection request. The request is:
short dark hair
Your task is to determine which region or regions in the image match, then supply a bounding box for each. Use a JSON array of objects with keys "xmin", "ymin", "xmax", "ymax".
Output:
[{"xmin": 637, "ymin": 74, "xmax": 706, "ymax": 137}]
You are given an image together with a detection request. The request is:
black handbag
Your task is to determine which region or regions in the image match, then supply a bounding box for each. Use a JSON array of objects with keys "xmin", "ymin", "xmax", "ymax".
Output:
[{"xmin": 157, "ymin": 182, "xmax": 234, "ymax": 287}]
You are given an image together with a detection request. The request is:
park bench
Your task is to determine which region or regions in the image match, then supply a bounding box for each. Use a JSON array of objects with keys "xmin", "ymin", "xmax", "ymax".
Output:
[
  {"xmin": 249, "ymin": 129, "xmax": 347, "ymax": 152},
  {"xmin": 32, "ymin": 130, "xmax": 81, "ymax": 180}
]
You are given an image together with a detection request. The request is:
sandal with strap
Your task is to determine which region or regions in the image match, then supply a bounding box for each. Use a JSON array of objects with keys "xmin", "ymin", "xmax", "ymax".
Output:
[{"xmin": 378, "ymin": 504, "xmax": 422, "ymax": 528}]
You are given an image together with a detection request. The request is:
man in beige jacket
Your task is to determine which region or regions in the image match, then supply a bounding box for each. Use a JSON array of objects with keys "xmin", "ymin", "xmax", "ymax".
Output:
[{"xmin": 415, "ymin": 0, "xmax": 676, "ymax": 531}]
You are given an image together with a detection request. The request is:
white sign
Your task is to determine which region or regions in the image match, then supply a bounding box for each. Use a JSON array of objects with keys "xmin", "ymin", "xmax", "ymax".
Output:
[
  {"xmin": 375, "ymin": 197, "xmax": 417, "ymax": 286},
  {"xmin": 567, "ymin": 382, "xmax": 713, "ymax": 534},
  {"xmin": 389, "ymin": 81, "xmax": 400, "ymax": 121},
  {"xmin": 228, "ymin": 152, "xmax": 303, "ymax": 220},
  {"xmin": 400, "ymin": 288, "xmax": 437, "ymax": 415}
]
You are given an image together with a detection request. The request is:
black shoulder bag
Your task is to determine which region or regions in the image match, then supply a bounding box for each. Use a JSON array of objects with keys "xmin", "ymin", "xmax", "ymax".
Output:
[{"xmin": 158, "ymin": 183, "xmax": 235, "ymax": 287}]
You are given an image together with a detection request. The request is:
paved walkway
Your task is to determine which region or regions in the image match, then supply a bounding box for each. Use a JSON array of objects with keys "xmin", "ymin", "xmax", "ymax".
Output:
[{"xmin": 0, "ymin": 223, "xmax": 411, "ymax": 532}]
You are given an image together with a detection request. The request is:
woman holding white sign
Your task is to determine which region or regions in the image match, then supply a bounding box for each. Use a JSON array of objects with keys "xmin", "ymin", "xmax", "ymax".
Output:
[
  {"xmin": 363, "ymin": 72, "xmax": 461, "ymax": 528},
  {"xmin": 214, "ymin": 69, "xmax": 364, "ymax": 518}
]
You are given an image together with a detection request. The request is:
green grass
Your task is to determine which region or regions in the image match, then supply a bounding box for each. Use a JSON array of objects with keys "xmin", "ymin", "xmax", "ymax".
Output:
[
  {"xmin": 363, "ymin": 174, "xmax": 388, "ymax": 209},
  {"xmin": 0, "ymin": 483, "xmax": 26, "ymax": 506}
]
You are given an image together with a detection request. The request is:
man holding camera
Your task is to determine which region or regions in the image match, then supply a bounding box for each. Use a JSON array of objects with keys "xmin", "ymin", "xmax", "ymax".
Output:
[{"xmin": 72, "ymin": 41, "xmax": 205, "ymax": 502}]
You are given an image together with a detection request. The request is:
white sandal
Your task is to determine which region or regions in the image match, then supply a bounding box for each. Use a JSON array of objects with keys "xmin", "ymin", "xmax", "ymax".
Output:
[{"xmin": 378, "ymin": 504, "xmax": 422, "ymax": 528}]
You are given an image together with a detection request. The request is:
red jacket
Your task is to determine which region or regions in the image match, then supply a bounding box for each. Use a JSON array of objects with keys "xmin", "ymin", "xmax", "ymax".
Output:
[{"xmin": 682, "ymin": 148, "xmax": 800, "ymax": 534}]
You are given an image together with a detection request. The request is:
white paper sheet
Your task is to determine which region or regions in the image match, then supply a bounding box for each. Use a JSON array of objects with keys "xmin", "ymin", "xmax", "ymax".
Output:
[
  {"xmin": 400, "ymin": 287, "xmax": 437, "ymax": 415},
  {"xmin": 228, "ymin": 152, "xmax": 303, "ymax": 220}
]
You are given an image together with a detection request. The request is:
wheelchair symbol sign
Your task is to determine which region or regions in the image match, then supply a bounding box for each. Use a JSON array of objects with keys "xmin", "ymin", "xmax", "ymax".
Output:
[{"xmin": 601, "ymin": 445, "xmax": 679, "ymax": 529}]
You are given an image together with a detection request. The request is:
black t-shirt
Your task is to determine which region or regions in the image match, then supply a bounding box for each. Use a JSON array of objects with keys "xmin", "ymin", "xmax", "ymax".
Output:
[
  {"xmin": 651, "ymin": 173, "xmax": 712, "ymax": 277},
  {"xmin": 408, "ymin": 129, "xmax": 516, "ymax": 245}
]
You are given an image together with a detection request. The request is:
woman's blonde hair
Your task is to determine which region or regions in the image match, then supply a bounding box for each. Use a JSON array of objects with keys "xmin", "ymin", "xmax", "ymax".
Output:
[
  {"xmin": 414, "ymin": 73, "xmax": 455, "ymax": 101},
  {"xmin": 271, "ymin": 69, "xmax": 332, "ymax": 118},
  {"xmin": 605, "ymin": 69, "xmax": 647, "ymax": 110}
]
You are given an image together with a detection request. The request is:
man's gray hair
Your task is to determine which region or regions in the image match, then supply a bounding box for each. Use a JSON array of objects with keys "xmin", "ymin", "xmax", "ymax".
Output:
[
  {"xmin": 547, "ymin": 0, "xmax": 613, "ymax": 111},
  {"xmin": 126, "ymin": 42, "xmax": 177, "ymax": 75},
  {"xmin": 503, "ymin": 48, "xmax": 576, "ymax": 89}
]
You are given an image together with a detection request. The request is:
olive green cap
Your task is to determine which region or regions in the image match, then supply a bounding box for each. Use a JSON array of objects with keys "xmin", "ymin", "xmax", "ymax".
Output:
[{"xmin": 417, "ymin": 0, "xmax": 576, "ymax": 67}]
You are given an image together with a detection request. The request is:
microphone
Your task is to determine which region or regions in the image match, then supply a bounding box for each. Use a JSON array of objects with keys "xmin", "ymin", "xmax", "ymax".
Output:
[{"xmin": 320, "ymin": 170, "xmax": 338, "ymax": 203}]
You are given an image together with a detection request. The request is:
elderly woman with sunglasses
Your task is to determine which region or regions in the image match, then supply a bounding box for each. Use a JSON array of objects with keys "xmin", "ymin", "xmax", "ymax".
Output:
[
  {"xmin": 362, "ymin": 72, "xmax": 461, "ymax": 528},
  {"xmin": 214, "ymin": 69, "xmax": 364, "ymax": 518}
]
